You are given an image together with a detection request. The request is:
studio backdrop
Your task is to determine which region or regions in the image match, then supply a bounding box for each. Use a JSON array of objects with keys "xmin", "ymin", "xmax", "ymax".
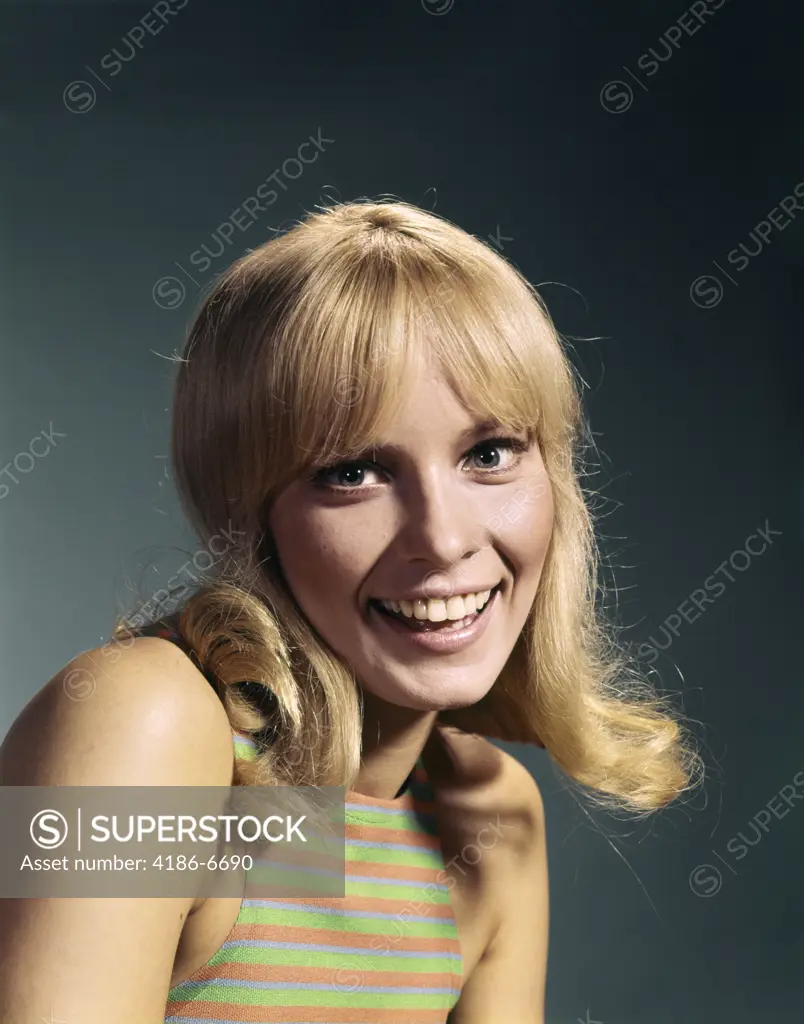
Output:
[{"xmin": 1, "ymin": 1, "xmax": 802, "ymax": 1021}]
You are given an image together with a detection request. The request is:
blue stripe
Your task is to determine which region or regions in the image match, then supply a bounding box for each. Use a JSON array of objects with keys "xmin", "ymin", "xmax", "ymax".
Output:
[
  {"xmin": 345, "ymin": 873, "xmax": 448, "ymax": 891},
  {"xmin": 346, "ymin": 801, "xmax": 437, "ymax": 818},
  {"xmin": 243, "ymin": 859, "xmax": 346, "ymax": 879},
  {"xmin": 243, "ymin": 899, "xmax": 456, "ymax": 922},
  {"xmin": 167, "ymin": 1019, "xmax": 320, "ymax": 1024},
  {"xmin": 245, "ymin": 836, "xmax": 441, "ymax": 852}
]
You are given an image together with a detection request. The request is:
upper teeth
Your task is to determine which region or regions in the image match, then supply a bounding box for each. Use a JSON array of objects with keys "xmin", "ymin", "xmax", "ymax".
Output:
[{"xmin": 378, "ymin": 589, "xmax": 494, "ymax": 622}]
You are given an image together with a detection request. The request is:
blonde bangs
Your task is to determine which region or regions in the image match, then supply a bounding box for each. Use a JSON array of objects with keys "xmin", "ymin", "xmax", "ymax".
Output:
[
  {"xmin": 259, "ymin": 242, "xmax": 414, "ymax": 478},
  {"xmin": 401, "ymin": 259, "xmax": 572, "ymax": 450},
  {"xmin": 256, "ymin": 225, "xmax": 571, "ymax": 492}
]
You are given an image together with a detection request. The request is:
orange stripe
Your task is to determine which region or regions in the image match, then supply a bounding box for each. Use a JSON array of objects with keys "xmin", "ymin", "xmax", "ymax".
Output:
[
  {"xmin": 345, "ymin": 859, "xmax": 443, "ymax": 882},
  {"xmin": 226, "ymin": 921, "xmax": 462, "ymax": 953},
  {"xmin": 247, "ymin": 850, "xmax": 347, "ymax": 872},
  {"xmin": 183, "ymin": 961, "xmax": 459, "ymax": 987},
  {"xmin": 266, "ymin": 894, "xmax": 455, "ymax": 917},
  {"xmin": 164, "ymin": 1001, "xmax": 452, "ymax": 1022},
  {"xmin": 243, "ymin": 881, "xmax": 447, "ymax": 904},
  {"xmin": 345, "ymin": 823, "xmax": 440, "ymax": 848}
]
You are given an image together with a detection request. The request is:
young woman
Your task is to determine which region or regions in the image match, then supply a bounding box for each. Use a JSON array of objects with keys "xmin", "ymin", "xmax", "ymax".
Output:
[{"xmin": 0, "ymin": 199, "xmax": 700, "ymax": 1023}]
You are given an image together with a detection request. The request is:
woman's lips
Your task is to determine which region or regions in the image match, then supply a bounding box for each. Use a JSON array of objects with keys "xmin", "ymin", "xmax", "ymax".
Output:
[{"xmin": 368, "ymin": 586, "xmax": 501, "ymax": 654}]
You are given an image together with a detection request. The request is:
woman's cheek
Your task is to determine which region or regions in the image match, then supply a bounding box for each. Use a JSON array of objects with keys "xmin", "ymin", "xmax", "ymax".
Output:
[{"xmin": 279, "ymin": 505, "xmax": 379, "ymax": 616}]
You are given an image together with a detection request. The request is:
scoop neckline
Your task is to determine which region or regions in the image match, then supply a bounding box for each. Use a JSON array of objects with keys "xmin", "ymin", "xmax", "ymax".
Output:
[
  {"xmin": 233, "ymin": 729, "xmax": 421, "ymax": 807},
  {"xmin": 346, "ymin": 771, "xmax": 417, "ymax": 807}
]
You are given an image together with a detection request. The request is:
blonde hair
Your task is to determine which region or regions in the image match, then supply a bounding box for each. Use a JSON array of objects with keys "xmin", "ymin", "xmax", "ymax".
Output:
[{"xmin": 112, "ymin": 198, "xmax": 701, "ymax": 814}]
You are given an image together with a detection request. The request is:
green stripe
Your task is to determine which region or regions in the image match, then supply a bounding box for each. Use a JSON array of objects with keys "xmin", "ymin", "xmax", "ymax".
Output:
[
  {"xmin": 344, "ymin": 879, "xmax": 451, "ymax": 903},
  {"xmin": 169, "ymin": 988, "xmax": 455, "ymax": 1010},
  {"xmin": 232, "ymin": 874, "xmax": 448, "ymax": 902},
  {"xmin": 201, "ymin": 947, "xmax": 460, "ymax": 976},
  {"xmin": 237, "ymin": 905, "xmax": 456, "ymax": 938},
  {"xmin": 345, "ymin": 846, "xmax": 443, "ymax": 868}
]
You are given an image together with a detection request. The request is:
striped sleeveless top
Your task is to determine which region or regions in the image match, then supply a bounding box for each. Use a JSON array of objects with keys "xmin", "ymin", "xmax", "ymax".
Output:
[{"xmin": 129, "ymin": 619, "xmax": 464, "ymax": 1022}]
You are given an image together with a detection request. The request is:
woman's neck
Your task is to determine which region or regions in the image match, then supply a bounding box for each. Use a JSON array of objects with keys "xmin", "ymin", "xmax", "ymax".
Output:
[{"xmin": 355, "ymin": 690, "xmax": 439, "ymax": 800}]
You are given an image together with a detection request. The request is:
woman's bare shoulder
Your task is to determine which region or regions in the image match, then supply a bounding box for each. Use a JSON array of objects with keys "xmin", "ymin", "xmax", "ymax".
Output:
[
  {"xmin": 0, "ymin": 635, "xmax": 234, "ymax": 788},
  {"xmin": 0, "ymin": 638, "xmax": 238, "ymax": 1021}
]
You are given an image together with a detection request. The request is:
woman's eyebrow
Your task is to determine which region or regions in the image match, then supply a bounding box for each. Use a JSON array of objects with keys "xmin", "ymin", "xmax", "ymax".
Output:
[{"xmin": 364, "ymin": 420, "xmax": 508, "ymax": 458}]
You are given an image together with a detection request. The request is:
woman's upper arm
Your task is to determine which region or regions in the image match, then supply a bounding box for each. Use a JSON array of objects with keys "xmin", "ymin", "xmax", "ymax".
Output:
[
  {"xmin": 449, "ymin": 759, "xmax": 549, "ymax": 1024},
  {"xmin": 0, "ymin": 637, "xmax": 235, "ymax": 1024}
]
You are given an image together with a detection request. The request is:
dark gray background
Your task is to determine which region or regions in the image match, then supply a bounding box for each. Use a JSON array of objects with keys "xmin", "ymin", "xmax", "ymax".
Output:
[{"xmin": 1, "ymin": 1, "xmax": 802, "ymax": 1020}]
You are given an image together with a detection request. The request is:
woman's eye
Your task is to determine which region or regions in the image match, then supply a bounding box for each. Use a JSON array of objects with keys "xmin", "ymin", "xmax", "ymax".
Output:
[
  {"xmin": 311, "ymin": 461, "xmax": 383, "ymax": 491},
  {"xmin": 310, "ymin": 437, "xmax": 530, "ymax": 493},
  {"xmin": 466, "ymin": 438, "xmax": 529, "ymax": 473}
]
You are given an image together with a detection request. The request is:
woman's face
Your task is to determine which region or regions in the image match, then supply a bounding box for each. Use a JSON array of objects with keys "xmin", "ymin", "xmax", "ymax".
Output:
[{"xmin": 268, "ymin": 361, "xmax": 555, "ymax": 712}]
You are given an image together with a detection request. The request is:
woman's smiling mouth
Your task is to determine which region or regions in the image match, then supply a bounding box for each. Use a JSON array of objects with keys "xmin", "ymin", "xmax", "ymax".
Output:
[{"xmin": 367, "ymin": 583, "xmax": 503, "ymax": 652}]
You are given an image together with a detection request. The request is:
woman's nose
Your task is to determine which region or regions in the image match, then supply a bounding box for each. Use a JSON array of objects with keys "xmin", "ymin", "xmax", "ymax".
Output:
[{"xmin": 395, "ymin": 473, "xmax": 485, "ymax": 571}]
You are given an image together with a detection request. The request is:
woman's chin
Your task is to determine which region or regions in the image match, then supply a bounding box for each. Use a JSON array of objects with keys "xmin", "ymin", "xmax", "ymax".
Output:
[{"xmin": 367, "ymin": 680, "xmax": 495, "ymax": 714}]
